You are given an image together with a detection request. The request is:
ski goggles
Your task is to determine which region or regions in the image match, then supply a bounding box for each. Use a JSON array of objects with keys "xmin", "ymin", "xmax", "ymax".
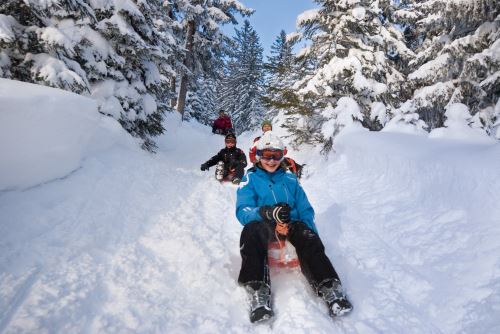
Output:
[
  {"xmin": 225, "ymin": 138, "xmax": 236, "ymax": 144},
  {"xmin": 257, "ymin": 149, "xmax": 284, "ymax": 161}
]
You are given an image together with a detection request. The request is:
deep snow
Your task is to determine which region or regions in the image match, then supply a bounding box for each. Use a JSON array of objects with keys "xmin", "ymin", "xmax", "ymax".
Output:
[{"xmin": 1, "ymin": 80, "xmax": 500, "ymax": 333}]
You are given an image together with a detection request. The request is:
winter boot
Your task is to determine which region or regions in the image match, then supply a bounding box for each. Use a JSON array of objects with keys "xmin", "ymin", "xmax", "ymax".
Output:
[
  {"xmin": 215, "ymin": 161, "xmax": 225, "ymax": 181},
  {"xmin": 244, "ymin": 281, "xmax": 273, "ymax": 323},
  {"xmin": 318, "ymin": 279, "xmax": 353, "ymax": 317}
]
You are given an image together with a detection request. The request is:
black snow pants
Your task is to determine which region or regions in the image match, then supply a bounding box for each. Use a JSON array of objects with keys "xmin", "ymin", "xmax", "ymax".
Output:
[
  {"xmin": 238, "ymin": 221, "xmax": 341, "ymax": 290},
  {"xmin": 224, "ymin": 163, "xmax": 245, "ymax": 180}
]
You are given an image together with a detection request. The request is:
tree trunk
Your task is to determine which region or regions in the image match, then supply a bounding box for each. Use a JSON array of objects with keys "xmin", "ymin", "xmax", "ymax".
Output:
[
  {"xmin": 170, "ymin": 76, "xmax": 177, "ymax": 108},
  {"xmin": 176, "ymin": 20, "xmax": 195, "ymax": 119}
]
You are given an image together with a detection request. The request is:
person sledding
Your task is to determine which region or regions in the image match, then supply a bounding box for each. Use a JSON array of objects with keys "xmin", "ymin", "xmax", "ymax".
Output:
[
  {"xmin": 249, "ymin": 120, "xmax": 304, "ymax": 179},
  {"xmin": 200, "ymin": 133, "xmax": 247, "ymax": 185},
  {"xmin": 248, "ymin": 119, "xmax": 273, "ymax": 163},
  {"xmin": 235, "ymin": 131, "xmax": 353, "ymax": 323},
  {"xmin": 211, "ymin": 110, "xmax": 234, "ymax": 135}
]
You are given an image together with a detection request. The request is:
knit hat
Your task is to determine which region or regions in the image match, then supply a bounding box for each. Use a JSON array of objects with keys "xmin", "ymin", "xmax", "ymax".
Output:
[
  {"xmin": 225, "ymin": 133, "xmax": 236, "ymax": 141},
  {"xmin": 261, "ymin": 120, "xmax": 272, "ymax": 129}
]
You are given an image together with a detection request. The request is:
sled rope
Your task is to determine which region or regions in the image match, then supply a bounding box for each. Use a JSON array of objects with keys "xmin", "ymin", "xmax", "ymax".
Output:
[
  {"xmin": 274, "ymin": 216, "xmax": 289, "ymax": 264},
  {"xmin": 275, "ymin": 222, "xmax": 288, "ymax": 236},
  {"xmin": 274, "ymin": 229, "xmax": 287, "ymax": 264}
]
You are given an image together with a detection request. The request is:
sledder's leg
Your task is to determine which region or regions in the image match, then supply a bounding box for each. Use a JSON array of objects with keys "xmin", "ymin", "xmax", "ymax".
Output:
[
  {"xmin": 233, "ymin": 164, "xmax": 245, "ymax": 180},
  {"xmin": 238, "ymin": 221, "xmax": 272, "ymax": 285},
  {"xmin": 288, "ymin": 221, "xmax": 352, "ymax": 317},
  {"xmin": 238, "ymin": 221, "xmax": 274, "ymax": 322},
  {"xmin": 288, "ymin": 221, "xmax": 340, "ymax": 285}
]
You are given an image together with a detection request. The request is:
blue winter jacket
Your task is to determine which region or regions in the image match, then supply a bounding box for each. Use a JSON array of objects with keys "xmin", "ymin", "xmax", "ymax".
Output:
[{"xmin": 236, "ymin": 166, "xmax": 318, "ymax": 233}]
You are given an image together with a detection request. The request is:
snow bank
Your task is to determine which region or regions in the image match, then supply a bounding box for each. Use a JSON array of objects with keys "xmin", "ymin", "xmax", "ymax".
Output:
[
  {"xmin": 0, "ymin": 78, "xmax": 135, "ymax": 191},
  {"xmin": 300, "ymin": 130, "xmax": 500, "ymax": 333}
]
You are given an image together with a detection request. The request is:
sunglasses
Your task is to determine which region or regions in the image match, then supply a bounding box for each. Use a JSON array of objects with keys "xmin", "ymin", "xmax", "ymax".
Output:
[
  {"xmin": 258, "ymin": 149, "xmax": 284, "ymax": 161},
  {"xmin": 225, "ymin": 139, "xmax": 236, "ymax": 144}
]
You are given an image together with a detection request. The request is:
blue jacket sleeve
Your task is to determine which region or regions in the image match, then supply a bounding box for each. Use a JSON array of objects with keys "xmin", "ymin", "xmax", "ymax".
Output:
[
  {"xmin": 294, "ymin": 182, "xmax": 317, "ymax": 233},
  {"xmin": 235, "ymin": 172, "xmax": 262, "ymax": 225}
]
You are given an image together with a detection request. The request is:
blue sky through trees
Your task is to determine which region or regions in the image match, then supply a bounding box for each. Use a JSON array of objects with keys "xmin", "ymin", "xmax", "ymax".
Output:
[{"xmin": 223, "ymin": 0, "xmax": 317, "ymax": 57}]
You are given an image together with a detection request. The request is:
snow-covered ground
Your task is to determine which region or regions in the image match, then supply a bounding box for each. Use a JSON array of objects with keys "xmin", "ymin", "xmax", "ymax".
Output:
[{"xmin": 1, "ymin": 80, "xmax": 500, "ymax": 333}]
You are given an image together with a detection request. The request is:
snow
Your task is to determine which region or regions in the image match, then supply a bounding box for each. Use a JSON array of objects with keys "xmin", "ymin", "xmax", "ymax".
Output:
[
  {"xmin": 0, "ymin": 79, "xmax": 135, "ymax": 191},
  {"xmin": 370, "ymin": 101, "xmax": 387, "ymax": 126},
  {"xmin": 40, "ymin": 24, "xmax": 79, "ymax": 57},
  {"xmin": 351, "ymin": 7, "xmax": 366, "ymax": 21},
  {"xmin": 296, "ymin": 8, "xmax": 319, "ymax": 28},
  {"xmin": 409, "ymin": 53, "xmax": 450, "ymax": 81},
  {"xmin": 26, "ymin": 53, "xmax": 87, "ymax": 90},
  {"xmin": 429, "ymin": 103, "xmax": 494, "ymax": 143},
  {"xmin": 0, "ymin": 14, "xmax": 18, "ymax": 42},
  {"xmin": 1, "ymin": 80, "xmax": 500, "ymax": 333},
  {"xmin": 141, "ymin": 93, "xmax": 157, "ymax": 116},
  {"xmin": 321, "ymin": 97, "xmax": 366, "ymax": 141},
  {"xmin": 301, "ymin": 48, "xmax": 388, "ymax": 97}
]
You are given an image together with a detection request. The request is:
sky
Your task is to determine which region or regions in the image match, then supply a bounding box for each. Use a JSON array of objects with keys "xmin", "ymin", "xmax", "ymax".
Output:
[
  {"xmin": 223, "ymin": 0, "xmax": 318, "ymax": 58},
  {"xmin": 1, "ymin": 78, "xmax": 499, "ymax": 333}
]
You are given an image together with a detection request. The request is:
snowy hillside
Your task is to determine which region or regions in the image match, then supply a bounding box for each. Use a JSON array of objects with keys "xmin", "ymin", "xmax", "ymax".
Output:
[{"xmin": 1, "ymin": 81, "xmax": 500, "ymax": 333}]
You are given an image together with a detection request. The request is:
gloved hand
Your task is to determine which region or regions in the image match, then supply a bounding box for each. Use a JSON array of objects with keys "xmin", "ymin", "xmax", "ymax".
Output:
[
  {"xmin": 200, "ymin": 163, "xmax": 209, "ymax": 171},
  {"xmin": 259, "ymin": 203, "xmax": 291, "ymax": 224},
  {"xmin": 229, "ymin": 162, "xmax": 238, "ymax": 171}
]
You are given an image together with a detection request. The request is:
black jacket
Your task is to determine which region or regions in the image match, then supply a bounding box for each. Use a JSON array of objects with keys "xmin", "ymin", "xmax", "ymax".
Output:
[{"xmin": 204, "ymin": 147, "xmax": 247, "ymax": 169}]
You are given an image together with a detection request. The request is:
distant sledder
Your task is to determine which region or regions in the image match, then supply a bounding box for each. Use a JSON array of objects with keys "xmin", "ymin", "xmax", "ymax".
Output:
[
  {"xmin": 200, "ymin": 133, "xmax": 247, "ymax": 185},
  {"xmin": 236, "ymin": 131, "xmax": 353, "ymax": 323},
  {"xmin": 249, "ymin": 120, "xmax": 304, "ymax": 179},
  {"xmin": 211, "ymin": 110, "xmax": 234, "ymax": 135}
]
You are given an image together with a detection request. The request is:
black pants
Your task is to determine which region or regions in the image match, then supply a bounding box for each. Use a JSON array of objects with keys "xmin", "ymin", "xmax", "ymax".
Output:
[
  {"xmin": 224, "ymin": 163, "xmax": 245, "ymax": 180},
  {"xmin": 238, "ymin": 221, "xmax": 341, "ymax": 290}
]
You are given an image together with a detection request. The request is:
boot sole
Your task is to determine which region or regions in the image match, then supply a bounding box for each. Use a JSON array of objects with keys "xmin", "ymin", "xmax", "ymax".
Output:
[{"xmin": 250, "ymin": 309, "xmax": 274, "ymax": 323}]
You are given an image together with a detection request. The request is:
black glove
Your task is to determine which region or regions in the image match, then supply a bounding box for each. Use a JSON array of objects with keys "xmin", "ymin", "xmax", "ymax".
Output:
[
  {"xmin": 259, "ymin": 203, "xmax": 291, "ymax": 223},
  {"xmin": 200, "ymin": 163, "xmax": 209, "ymax": 171}
]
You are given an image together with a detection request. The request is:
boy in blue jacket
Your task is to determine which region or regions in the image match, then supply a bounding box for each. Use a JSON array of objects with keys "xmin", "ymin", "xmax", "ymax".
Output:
[{"xmin": 235, "ymin": 131, "xmax": 352, "ymax": 323}]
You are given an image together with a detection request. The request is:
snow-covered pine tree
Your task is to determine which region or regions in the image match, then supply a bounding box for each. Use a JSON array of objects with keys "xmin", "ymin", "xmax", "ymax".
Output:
[
  {"xmin": 184, "ymin": 34, "xmax": 225, "ymax": 125},
  {"xmin": 262, "ymin": 29, "xmax": 324, "ymax": 147},
  {"xmin": 172, "ymin": 0, "xmax": 252, "ymax": 120},
  {"xmin": 186, "ymin": 74, "xmax": 218, "ymax": 125},
  {"xmin": 285, "ymin": 0, "xmax": 413, "ymax": 151},
  {"xmin": 0, "ymin": 0, "xmax": 184, "ymax": 151},
  {"xmin": 320, "ymin": 96, "xmax": 366, "ymax": 153},
  {"xmin": 382, "ymin": 100, "xmax": 428, "ymax": 134},
  {"xmin": 429, "ymin": 103, "xmax": 493, "ymax": 141},
  {"xmin": 93, "ymin": 0, "xmax": 182, "ymax": 150},
  {"xmin": 218, "ymin": 20, "xmax": 265, "ymax": 133},
  {"xmin": 404, "ymin": 0, "xmax": 499, "ymax": 133},
  {"xmin": 0, "ymin": 0, "xmax": 95, "ymax": 93},
  {"xmin": 263, "ymin": 30, "xmax": 297, "ymax": 113}
]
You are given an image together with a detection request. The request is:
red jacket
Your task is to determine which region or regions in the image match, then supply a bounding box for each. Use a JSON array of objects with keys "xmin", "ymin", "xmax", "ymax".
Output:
[
  {"xmin": 213, "ymin": 115, "xmax": 232, "ymax": 131},
  {"xmin": 249, "ymin": 136, "xmax": 260, "ymax": 163}
]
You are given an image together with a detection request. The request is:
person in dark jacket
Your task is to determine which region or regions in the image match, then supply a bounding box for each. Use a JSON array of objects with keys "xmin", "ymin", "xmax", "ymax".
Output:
[
  {"xmin": 235, "ymin": 131, "xmax": 352, "ymax": 323},
  {"xmin": 212, "ymin": 110, "xmax": 233, "ymax": 135},
  {"xmin": 201, "ymin": 133, "xmax": 247, "ymax": 184}
]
